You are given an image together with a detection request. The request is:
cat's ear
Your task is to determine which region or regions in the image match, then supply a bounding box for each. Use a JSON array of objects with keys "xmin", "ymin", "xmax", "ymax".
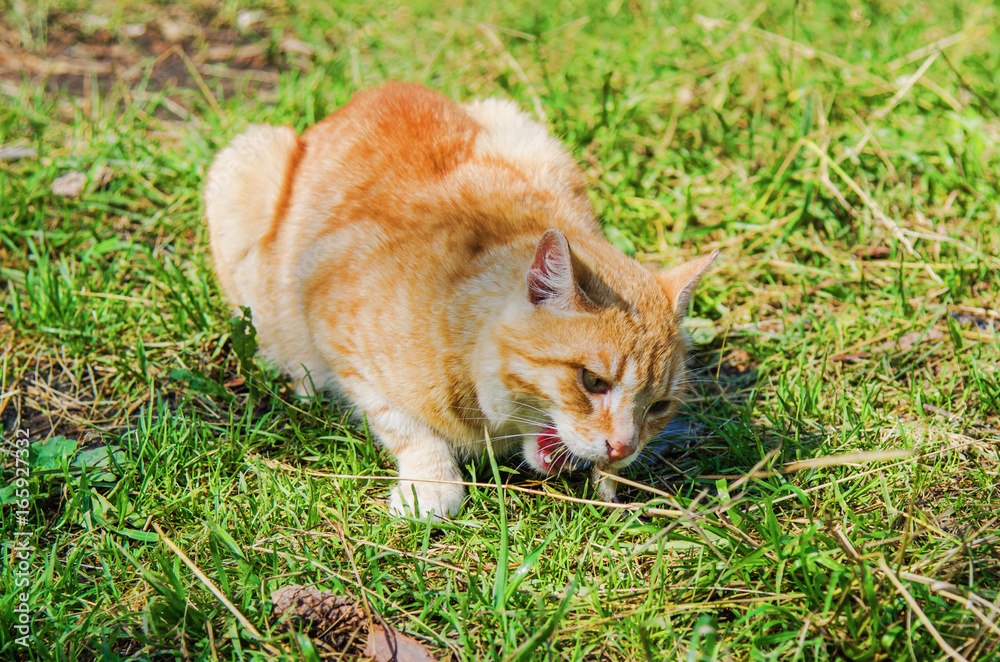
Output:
[
  {"xmin": 658, "ymin": 250, "xmax": 718, "ymax": 317},
  {"xmin": 527, "ymin": 229, "xmax": 579, "ymax": 309}
]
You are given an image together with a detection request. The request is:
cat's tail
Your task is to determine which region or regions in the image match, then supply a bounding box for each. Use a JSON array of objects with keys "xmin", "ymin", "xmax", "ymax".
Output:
[{"xmin": 204, "ymin": 124, "xmax": 301, "ymax": 306}]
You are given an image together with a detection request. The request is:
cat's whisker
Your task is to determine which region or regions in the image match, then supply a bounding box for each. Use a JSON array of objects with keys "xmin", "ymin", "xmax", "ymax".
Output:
[
  {"xmin": 472, "ymin": 432, "xmax": 545, "ymax": 445},
  {"xmin": 451, "ymin": 397, "xmax": 549, "ymax": 416},
  {"xmin": 512, "ymin": 458, "xmax": 533, "ymax": 473},
  {"xmin": 494, "ymin": 398, "xmax": 550, "ymax": 413},
  {"xmin": 447, "ymin": 404, "xmax": 551, "ymax": 429},
  {"xmin": 500, "ymin": 404, "xmax": 554, "ymax": 421},
  {"xmin": 496, "ymin": 415, "xmax": 549, "ymax": 425},
  {"xmin": 467, "ymin": 432, "xmax": 549, "ymax": 448},
  {"xmin": 675, "ymin": 377, "xmax": 713, "ymax": 386},
  {"xmin": 495, "ymin": 417, "xmax": 550, "ymax": 428}
]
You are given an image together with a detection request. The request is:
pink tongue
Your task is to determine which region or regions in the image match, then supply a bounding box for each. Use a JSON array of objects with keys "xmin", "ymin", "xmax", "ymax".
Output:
[
  {"xmin": 537, "ymin": 427, "xmax": 560, "ymax": 453},
  {"xmin": 536, "ymin": 427, "xmax": 562, "ymax": 472}
]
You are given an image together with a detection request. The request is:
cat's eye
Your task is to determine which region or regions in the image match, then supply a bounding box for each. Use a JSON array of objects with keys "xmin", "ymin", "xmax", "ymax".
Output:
[
  {"xmin": 581, "ymin": 369, "xmax": 610, "ymax": 394},
  {"xmin": 647, "ymin": 399, "xmax": 672, "ymax": 416}
]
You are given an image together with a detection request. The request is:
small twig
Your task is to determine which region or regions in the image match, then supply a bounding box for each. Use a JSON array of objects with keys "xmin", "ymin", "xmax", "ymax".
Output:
[{"xmin": 715, "ymin": 3, "xmax": 767, "ymax": 51}]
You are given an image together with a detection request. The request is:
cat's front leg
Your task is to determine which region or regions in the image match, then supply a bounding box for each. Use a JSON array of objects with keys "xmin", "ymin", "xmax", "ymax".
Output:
[{"xmin": 367, "ymin": 408, "xmax": 465, "ymax": 519}]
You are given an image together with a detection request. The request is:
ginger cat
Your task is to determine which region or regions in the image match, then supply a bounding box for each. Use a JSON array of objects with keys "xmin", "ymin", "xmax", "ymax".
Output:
[{"xmin": 205, "ymin": 83, "xmax": 716, "ymax": 519}]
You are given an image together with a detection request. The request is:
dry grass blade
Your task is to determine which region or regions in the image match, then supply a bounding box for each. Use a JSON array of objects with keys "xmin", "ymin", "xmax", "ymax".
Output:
[
  {"xmin": 895, "ymin": 571, "xmax": 1000, "ymax": 639},
  {"xmin": 878, "ymin": 556, "xmax": 972, "ymax": 662},
  {"xmin": 473, "ymin": 21, "xmax": 546, "ymax": 122},
  {"xmin": 874, "ymin": 53, "xmax": 939, "ymax": 121},
  {"xmin": 846, "ymin": 53, "xmax": 939, "ymax": 159},
  {"xmin": 781, "ymin": 450, "xmax": 915, "ymax": 473},
  {"xmin": 694, "ymin": 14, "xmax": 896, "ymax": 91},
  {"xmin": 804, "ymin": 140, "xmax": 943, "ymax": 284},
  {"xmin": 152, "ymin": 522, "xmax": 282, "ymax": 656},
  {"xmin": 887, "ymin": 30, "xmax": 969, "ymax": 70}
]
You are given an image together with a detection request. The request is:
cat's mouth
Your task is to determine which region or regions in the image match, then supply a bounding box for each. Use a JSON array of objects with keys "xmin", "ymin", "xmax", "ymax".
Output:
[{"xmin": 536, "ymin": 427, "xmax": 587, "ymax": 473}]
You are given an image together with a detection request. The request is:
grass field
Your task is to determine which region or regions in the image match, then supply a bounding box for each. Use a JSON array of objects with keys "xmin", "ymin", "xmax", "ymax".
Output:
[{"xmin": 2, "ymin": 0, "xmax": 999, "ymax": 660}]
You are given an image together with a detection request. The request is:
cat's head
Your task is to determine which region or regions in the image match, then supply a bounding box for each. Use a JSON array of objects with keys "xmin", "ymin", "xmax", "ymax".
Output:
[{"xmin": 493, "ymin": 229, "xmax": 716, "ymax": 475}]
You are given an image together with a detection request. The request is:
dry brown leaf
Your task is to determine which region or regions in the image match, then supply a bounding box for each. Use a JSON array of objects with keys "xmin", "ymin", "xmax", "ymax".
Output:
[
  {"xmin": 52, "ymin": 171, "xmax": 87, "ymax": 198},
  {"xmin": 830, "ymin": 352, "xmax": 872, "ymax": 362},
  {"xmin": 52, "ymin": 167, "xmax": 113, "ymax": 198},
  {"xmin": 859, "ymin": 244, "xmax": 891, "ymax": 259},
  {"xmin": 281, "ymin": 37, "xmax": 315, "ymax": 55},
  {"xmin": 237, "ymin": 10, "xmax": 265, "ymax": 30},
  {"xmin": 157, "ymin": 17, "xmax": 193, "ymax": 42},
  {"xmin": 0, "ymin": 146, "xmax": 37, "ymax": 162},
  {"xmin": 365, "ymin": 624, "xmax": 439, "ymax": 662},
  {"xmin": 881, "ymin": 328, "xmax": 944, "ymax": 352}
]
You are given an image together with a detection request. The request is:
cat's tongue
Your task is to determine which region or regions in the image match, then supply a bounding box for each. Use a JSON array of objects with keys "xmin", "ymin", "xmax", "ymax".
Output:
[{"xmin": 536, "ymin": 427, "xmax": 568, "ymax": 473}]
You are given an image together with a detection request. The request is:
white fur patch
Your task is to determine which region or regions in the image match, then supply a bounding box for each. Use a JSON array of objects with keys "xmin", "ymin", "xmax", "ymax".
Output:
[{"xmin": 463, "ymin": 97, "xmax": 581, "ymax": 198}]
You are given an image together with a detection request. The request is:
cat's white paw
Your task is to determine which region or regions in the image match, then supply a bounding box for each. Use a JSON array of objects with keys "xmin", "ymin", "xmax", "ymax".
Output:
[{"xmin": 388, "ymin": 481, "xmax": 465, "ymax": 520}]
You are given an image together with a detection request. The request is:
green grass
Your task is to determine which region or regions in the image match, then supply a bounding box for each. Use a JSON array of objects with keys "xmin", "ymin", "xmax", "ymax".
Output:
[{"xmin": 2, "ymin": 0, "xmax": 999, "ymax": 660}]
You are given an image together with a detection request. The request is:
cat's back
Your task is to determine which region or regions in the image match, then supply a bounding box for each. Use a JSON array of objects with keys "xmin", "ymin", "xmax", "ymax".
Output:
[
  {"xmin": 300, "ymin": 83, "xmax": 479, "ymax": 198},
  {"xmin": 288, "ymin": 83, "xmax": 598, "ymax": 243}
]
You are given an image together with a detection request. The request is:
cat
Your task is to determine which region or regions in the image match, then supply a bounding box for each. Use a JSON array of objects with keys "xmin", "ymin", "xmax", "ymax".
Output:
[{"xmin": 204, "ymin": 83, "xmax": 716, "ymax": 519}]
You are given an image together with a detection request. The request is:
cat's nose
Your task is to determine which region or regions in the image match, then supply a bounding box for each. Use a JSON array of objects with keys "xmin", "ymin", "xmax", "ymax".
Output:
[{"xmin": 605, "ymin": 438, "xmax": 636, "ymax": 460}]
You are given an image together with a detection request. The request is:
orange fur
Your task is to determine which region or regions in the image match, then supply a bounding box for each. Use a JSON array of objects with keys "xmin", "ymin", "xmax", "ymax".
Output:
[{"xmin": 205, "ymin": 83, "xmax": 716, "ymax": 518}]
